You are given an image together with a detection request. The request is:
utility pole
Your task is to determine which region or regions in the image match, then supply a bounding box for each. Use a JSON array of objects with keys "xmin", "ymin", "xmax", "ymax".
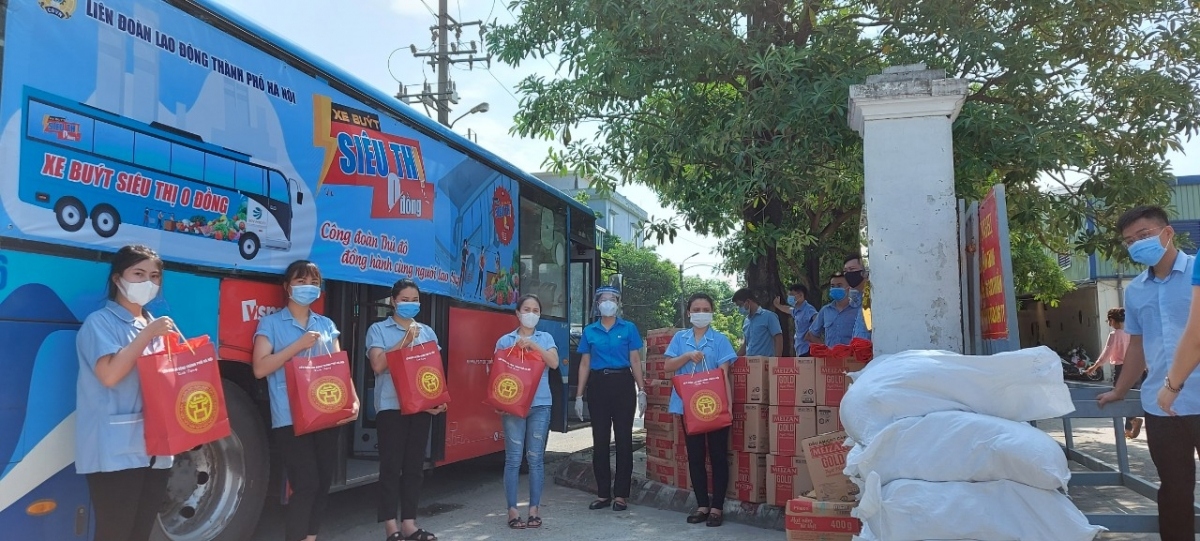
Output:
[{"xmin": 396, "ymin": 1, "xmax": 491, "ymax": 127}]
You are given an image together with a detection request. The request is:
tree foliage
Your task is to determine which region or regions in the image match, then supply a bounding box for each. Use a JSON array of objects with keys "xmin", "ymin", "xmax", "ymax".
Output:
[
  {"xmin": 490, "ymin": 0, "xmax": 1200, "ymax": 304},
  {"xmin": 600, "ymin": 237, "xmax": 678, "ymax": 332},
  {"xmin": 682, "ymin": 274, "xmax": 744, "ymax": 343}
]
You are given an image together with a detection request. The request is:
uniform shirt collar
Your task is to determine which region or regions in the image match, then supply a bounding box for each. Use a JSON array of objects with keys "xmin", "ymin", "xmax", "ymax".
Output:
[{"xmin": 104, "ymin": 300, "xmax": 142, "ymax": 322}]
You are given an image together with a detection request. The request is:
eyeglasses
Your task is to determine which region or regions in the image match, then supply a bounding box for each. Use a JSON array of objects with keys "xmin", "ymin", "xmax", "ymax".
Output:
[{"xmin": 1122, "ymin": 227, "xmax": 1165, "ymax": 247}]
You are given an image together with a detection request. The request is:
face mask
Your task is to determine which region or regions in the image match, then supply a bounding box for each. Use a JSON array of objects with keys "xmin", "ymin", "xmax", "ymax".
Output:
[
  {"xmin": 690, "ymin": 312, "xmax": 714, "ymax": 328},
  {"xmin": 845, "ymin": 270, "xmax": 865, "ymax": 288},
  {"xmin": 395, "ymin": 301, "xmax": 421, "ymax": 319},
  {"xmin": 786, "ymin": 296, "xmax": 798, "ymax": 307},
  {"xmin": 598, "ymin": 300, "xmax": 619, "ymax": 317},
  {"xmin": 737, "ymin": 305, "xmax": 748, "ymax": 315},
  {"xmin": 848, "ymin": 289, "xmax": 863, "ymax": 308},
  {"xmin": 1127, "ymin": 235, "xmax": 1167, "ymax": 266},
  {"xmin": 519, "ymin": 312, "xmax": 541, "ymax": 329},
  {"xmin": 829, "ymin": 287, "xmax": 847, "ymax": 302},
  {"xmin": 289, "ymin": 284, "xmax": 320, "ymax": 306},
  {"xmin": 119, "ymin": 278, "xmax": 160, "ymax": 306}
]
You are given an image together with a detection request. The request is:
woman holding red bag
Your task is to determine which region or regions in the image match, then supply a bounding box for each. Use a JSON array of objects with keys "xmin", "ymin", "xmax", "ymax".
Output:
[
  {"xmin": 252, "ymin": 260, "xmax": 358, "ymax": 541},
  {"xmin": 493, "ymin": 294, "xmax": 560, "ymax": 529},
  {"xmin": 663, "ymin": 293, "xmax": 737, "ymax": 527},
  {"xmin": 366, "ymin": 279, "xmax": 446, "ymax": 541},
  {"xmin": 76, "ymin": 244, "xmax": 176, "ymax": 541}
]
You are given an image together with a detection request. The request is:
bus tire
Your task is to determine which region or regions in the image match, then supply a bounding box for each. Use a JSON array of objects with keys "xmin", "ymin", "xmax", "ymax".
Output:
[
  {"xmin": 54, "ymin": 197, "xmax": 86, "ymax": 232},
  {"xmin": 91, "ymin": 204, "xmax": 121, "ymax": 238},
  {"xmin": 152, "ymin": 380, "xmax": 269, "ymax": 541},
  {"xmin": 239, "ymin": 233, "xmax": 260, "ymax": 260}
]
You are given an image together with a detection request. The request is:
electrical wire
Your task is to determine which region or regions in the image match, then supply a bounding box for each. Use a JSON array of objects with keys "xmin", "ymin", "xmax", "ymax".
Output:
[{"xmin": 485, "ymin": 67, "xmax": 521, "ymax": 104}]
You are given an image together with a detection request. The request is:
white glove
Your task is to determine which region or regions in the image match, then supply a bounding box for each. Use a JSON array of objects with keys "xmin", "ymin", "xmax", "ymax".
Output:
[
  {"xmin": 575, "ymin": 396, "xmax": 585, "ymax": 420},
  {"xmin": 637, "ymin": 390, "xmax": 647, "ymax": 417}
]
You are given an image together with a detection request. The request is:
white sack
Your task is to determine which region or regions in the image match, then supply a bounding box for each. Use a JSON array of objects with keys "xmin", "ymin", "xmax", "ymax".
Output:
[
  {"xmin": 853, "ymin": 472, "xmax": 1103, "ymax": 541},
  {"xmin": 840, "ymin": 346, "xmax": 1074, "ymax": 444},
  {"xmin": 844, "ymin": 411, "xmax": 1070, "ymax": 491}
]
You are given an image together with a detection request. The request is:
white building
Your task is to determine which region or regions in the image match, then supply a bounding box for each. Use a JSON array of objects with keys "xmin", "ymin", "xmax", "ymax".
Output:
[{"xmin": 534, "ymin": 172, "xmax": 650, "ymax": 248}]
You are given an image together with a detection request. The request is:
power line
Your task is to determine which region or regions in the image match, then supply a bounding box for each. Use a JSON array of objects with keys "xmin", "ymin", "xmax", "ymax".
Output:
[
  {"xmin": 486, "ymin": 67, "xmax": 520, "ymax": 104},
  {"xmin": 418, "ymin": 0, "xmax": 438, "ymax": 17}
]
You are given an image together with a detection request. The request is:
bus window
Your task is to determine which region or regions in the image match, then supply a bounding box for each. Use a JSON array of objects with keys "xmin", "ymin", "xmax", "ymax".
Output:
[
  {"xmin": 92, "ymin": 121, "xmax": 134, "ymax": 163},
  {"xmin": 520, "ymin": 196, "xmax": 568, "ymax": 319},
  {"xmin": 204, "ymin": 155, "xmax": 236, "ymax": 190},
  {"xmin": 268, "ymin": 170, "xmax": 289, "ymax": 203},
  {"xmin": 133, "ymin": 132, "xmax": 171, "ymax": 172},
  {"xmin": 235, "ymin": 162, "xmax": 264, "ymax": 196},
  {"xmin": 171, "ymin": 143, "xmax": 205, "ymax": 182},
  {"xmin": 26, "ymin": 100, "xmax": 95, "ymax": 152}
]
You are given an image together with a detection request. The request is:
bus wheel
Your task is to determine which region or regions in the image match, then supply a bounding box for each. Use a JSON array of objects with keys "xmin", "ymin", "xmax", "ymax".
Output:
[
  {"xmin": 152, "ymin": 381, "xmax": 269, "ymax": 541},
  {"xmin": 54, "ymin": 197, "xmax": 86, "ymax": 232},
  {"xmin": 91, "ymin": 204, "xmax": 121, "ymax": 238},
  {"xmin": 239, "ymin": 233, "xmax": 260, "ymax": 260}
]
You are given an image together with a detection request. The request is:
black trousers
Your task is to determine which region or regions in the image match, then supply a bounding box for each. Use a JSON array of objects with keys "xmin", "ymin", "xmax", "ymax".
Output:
[
  {"xmin": 684, "ymin": 425, "xmax": 730, "ymax": 509},
  {"xmin": 587, "ymin": 369, "xmax": 637, "ymax": 499},
  {"xmin": 376, "ymin": 410, "xmax": 432, "ymax": 522},
  {"xmin": 276, "ymin": 427, "xmax": 339, "ymax": 541},
  {"xmin": 86, "ymin": 466, "xmax": 169, "ymax": 541},
  {"xmin": 1145, "ymin": 413, "xmax": 1200, "ymax": 540}
]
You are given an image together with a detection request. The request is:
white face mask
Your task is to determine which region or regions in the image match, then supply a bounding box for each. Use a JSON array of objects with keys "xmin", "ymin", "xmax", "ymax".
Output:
[
  {"xmin": 519, "ymin": 312, "xmax": 541, "ymax": 329},
  {"xmin": 598, "ymin": 300, "xmax": 619, "ymax": 317},
  {"xmin": 119, "ymin": 278, "xmax": 160, "ymax": 306},
  {"xmin": 689, "ymin": 312, "xmax": 713, "ymax": 328}
]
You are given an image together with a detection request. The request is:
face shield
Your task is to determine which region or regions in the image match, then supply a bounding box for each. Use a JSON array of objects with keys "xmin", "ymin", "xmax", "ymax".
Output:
[{"xmin": 593, "ymin": 286, "xmax": 622, "ymax": 318}]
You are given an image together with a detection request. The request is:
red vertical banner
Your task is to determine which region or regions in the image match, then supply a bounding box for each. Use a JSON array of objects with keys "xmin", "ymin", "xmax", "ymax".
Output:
[
  {"xmin": 217, "ymin": 278, "xmax": 326, "ymax": 363},
  {"xmin": 978, "ymin": 189, "xmax": 1007, "ymax": 339},
  {"xmin": 443, "ymin": 307, "xmax": 514, "ymax": 464}
]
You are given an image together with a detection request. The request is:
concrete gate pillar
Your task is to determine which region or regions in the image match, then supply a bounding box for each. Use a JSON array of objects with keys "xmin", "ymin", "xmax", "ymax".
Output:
[{"xmin": 848, "ymin": 64, "xmax": 969, "ymax": 354}]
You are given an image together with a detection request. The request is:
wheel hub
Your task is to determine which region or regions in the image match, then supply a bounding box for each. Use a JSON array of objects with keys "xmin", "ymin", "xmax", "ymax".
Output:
[{"xmin": 158, "ymin": 432, "xmax": 246, "ymax": 540}]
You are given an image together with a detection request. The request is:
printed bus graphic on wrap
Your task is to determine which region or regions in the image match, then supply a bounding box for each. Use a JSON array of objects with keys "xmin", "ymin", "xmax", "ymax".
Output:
[{"xmin": 19, "ymin": 88, "xmax": 303, "ymax": 260}]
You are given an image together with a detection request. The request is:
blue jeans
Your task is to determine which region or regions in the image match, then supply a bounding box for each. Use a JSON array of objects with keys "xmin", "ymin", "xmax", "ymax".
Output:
[{"xmin": 503, "ymin": 405, "xmax": 552, "ymax": 509}]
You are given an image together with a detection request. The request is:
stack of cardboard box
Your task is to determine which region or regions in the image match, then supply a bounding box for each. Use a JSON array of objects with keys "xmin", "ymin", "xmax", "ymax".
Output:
[
  {"xmin": 784, "ymin": 431, "xmax": 861, "ymax": 540},
  {"xmin": 766, "ymin": 357, "xmax": 817, "ymax": 507},
  {"xmin": 728, "ymin": 356, "xmax": 771, "ymax": 503},
  {"xmin": 642, "ymin": 328, "xmax": 684, "ymax": 489}
]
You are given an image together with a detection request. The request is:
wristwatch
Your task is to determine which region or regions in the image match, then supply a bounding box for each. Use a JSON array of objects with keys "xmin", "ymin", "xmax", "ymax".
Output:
[{"xmin": 1165, "ymin": 376, "xmax": 1184, "ymax": 393}]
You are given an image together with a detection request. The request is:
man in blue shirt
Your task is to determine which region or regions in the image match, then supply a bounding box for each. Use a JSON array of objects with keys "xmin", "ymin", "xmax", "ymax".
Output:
[
  {"xmin": 844, "ymin": 254, "xmax": 872, "ymax": 341},
  {"xmin": 806, "ymin": 273, "xmax": 861, "ymax": 347},
  {"xmin": 773, "ymin": 283, "xmax": 817, "ymax": 356},
  {"xmin": 732, "ymin": 288, "xmax": 782, "ymax": 356},
  {"xmin": 1098, "ymin": 206, "xmax": 1197, "ymax": 540}
]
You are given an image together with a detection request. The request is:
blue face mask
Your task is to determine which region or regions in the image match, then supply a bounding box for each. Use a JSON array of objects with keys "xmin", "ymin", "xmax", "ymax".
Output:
[
  {"xmin": 786, "ymin": 296, "xmax": 797, "ymax": 307},
  {"xmin": 1127, "ymin": 235, "xmax": 1167, "ymax": 266},
  {"xmin": 395, "ymin": 301, "xmax": 421, "ymax": 319},
  {"xmin": 829, "ymin": 287, "xmax": 847, "ymax": 302},
  {"xmin": 290, "ymin": 284, "xmax": 321, "ymax": 306},
  {"xmin": 848, "ymin": 289, "xmax": 863, "ymax": 308},
  {"xmin": 737, "ymin": 305, "xmax": 749, "ymax": 315}
]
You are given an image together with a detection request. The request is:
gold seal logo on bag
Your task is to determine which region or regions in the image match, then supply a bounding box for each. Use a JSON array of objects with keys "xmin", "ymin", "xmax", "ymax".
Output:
[
  {"xmin": 690, "ymin": 390, "xmax": 722, "ymax": 422},
  {"xmin": 416, "ymin": 366, "xmax": 443, "ymax": 399},
  {"xmin": 309, "ymin": 376, "xmax": 346, "ymax": 413},
  {"xmin": 493, "ymin": 374, "xmax": 522, "ymax": 405},
  {"xmin": 177, "ymin": 382, "xmax": 218, "ymax": 434}
]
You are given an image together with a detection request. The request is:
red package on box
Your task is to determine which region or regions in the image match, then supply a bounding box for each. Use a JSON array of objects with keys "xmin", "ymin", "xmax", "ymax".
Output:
[
  {"xmin": 848, "ymin": 338, "xmax": 874, "ymax": 363},
  {"xmin": 673, "ymin": 368, "xmax": 732, "ymax": 436},
  {"xmin": 387, "ymin": 341, "xmax": 451, "ymax": 414},
  {"xmin": 484, "ymin": 345, "xmax": 546, "ymax": 417},
  {"xmin": 285, "ymin": 350, "xmax": 359, "ymax": 435},
  {"xmin": 138, "ymin": 334, "xmax": 231, "ymax": 456}
]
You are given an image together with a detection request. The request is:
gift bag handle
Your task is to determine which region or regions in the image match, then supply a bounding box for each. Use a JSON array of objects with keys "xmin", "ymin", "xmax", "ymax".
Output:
[{"xmin": 304, "ymin": 331, "xmax": 333, "ymax": 359}]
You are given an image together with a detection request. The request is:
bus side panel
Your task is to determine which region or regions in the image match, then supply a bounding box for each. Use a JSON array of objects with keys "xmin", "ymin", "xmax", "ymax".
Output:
[{"xmin": 442, "ymin": 306, "xmax": 511, "ymax": 464}]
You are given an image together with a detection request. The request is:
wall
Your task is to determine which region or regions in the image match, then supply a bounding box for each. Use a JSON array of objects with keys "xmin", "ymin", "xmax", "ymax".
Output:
[{"xmin": 1017, "ymin": 284, "xmax": 1101, "ymax": 357}]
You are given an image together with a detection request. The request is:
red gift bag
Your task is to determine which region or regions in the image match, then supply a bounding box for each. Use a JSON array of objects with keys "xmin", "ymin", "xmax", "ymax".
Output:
[
  {"xmin": 485, "ymin": 345, "xmax": 546, "ymax": 417},
  {"xmin": 284, "ymin": 349, "xmax": 359, "ymax": 435},
  {"xmin": 386, "ymin": 341, "xmax": 451, "ymax": 414},
  {"xmin": 138, "ymin": 334, "xmax": 231, "ymax": 456},
  {"xmin": 672, "ymin": 364, "xmax": 733, "ymax": 436}
]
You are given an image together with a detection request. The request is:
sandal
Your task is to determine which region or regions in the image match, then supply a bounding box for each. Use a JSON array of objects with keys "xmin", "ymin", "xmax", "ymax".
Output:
[
  {"xmin": 508, "ymin": 517, "xmax": 526, "ymax": 529},
  {"xmin": 588, "ymin": 498, "xmax": 612, "ymax": 510},
  {"xmin": 527, "ymin": 516, "xmax": 542, "ymax": 528},
  {"xmin": 686, "ymin": 510, "xmax": 710, "ymax": 524},
  {"xmin": 406, "ymin": 529, "xmax": 438, "ymax": 541},
  {"xmin": 612, "ymin": 500, "xmax": 628, "ymax": 511},
  {"xmin": 706, "ymin": 512, "xmax": 724, "ymax": 527},
  {"xmin": 386, "ymin": 533, "xmax": 405, "ymax": 541}
]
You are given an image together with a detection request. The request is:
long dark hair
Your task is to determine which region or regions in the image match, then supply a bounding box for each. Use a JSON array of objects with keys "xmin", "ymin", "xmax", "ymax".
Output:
[
  {"xmin": 686, "ymin": 292, "xmax": 716, "ymax": 312},
  {"xmin": 107, "ymin": 245, "xmax": 162, "ymax": 300}
]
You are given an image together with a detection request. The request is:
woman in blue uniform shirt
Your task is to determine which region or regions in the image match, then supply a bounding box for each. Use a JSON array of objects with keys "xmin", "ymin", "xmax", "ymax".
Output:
[
  {"xmin": 76, "ymin": 244, "xmax": 176, "ymax": 541},
  {"xmin": 575, "ymin": 286, "xmax": 647, "ymax": 511},
  {"xmin": 494, "ymin": 294, "xmax": 560, "ymax": 529},
  {"xmin": 252, "ymin": 260, "xmax": 358, "ymax": 541},
  {"xmin": 663, "ymin": 293, "xmax": 737, "ymax": 527},
  {"xmin": 365, "ymin": 279, "xmax": 446, "ymax": 541}
]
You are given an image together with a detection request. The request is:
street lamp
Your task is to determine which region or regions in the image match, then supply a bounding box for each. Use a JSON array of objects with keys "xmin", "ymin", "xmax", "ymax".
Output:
[
  {"xmin": 449, "ymin": 102, "xmax": 489, "ymax": 128},
  {"xmin": 679, "ymin": 253, "xmax": 700, "ymax": 327}
]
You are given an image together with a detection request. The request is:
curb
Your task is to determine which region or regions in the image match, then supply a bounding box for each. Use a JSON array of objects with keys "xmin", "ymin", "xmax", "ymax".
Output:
[{"xmin": 552, "ymin": 449, "xmax": 787, "ymax": 531}]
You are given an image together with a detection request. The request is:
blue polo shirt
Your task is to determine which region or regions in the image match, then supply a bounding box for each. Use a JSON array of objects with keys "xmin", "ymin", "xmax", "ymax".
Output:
[
  {"xmin": 791, "ymin": 301, "xmax": 818, "ymax": 355},
  {"xmin": 852, "ymin": 309, "xmax": 871, "ymax": 341},
  {"xmin": 742, "ymin": 307, "xmax": 782, "ymax": 356},
  {"xmin": 495, "ymin": 329, "xmax": 559, "ymax": 407},
  {"xmin": 254, "ymin": 308, "xmax": 341, "ymax": 428},
  {"xmin": 1126, "ymin": 251, "xmax": 1199, "ymax": 416},
  {"xmin": 809, "ymin": 302, "xmax": 859, "ymax": 347},
  {"xmin": 663, "ymin": 328, "xmax": 738, "ymax": 414},
  {"xmin": 578, "ymin": 318, "xmax": 643, "ymax": 370},
  {"xmin": 365, "ymin": 318, "xmax": 440, "ymax": 413},
  {"xmin": 75, "ymin": 301, "xmax": 173, "ymax": 474}
]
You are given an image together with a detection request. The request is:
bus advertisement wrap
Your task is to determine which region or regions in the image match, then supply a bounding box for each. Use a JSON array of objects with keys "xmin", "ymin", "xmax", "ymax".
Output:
[{"xmin": 1, "ymin": 0, "xmax": 521, "ymax": 307}]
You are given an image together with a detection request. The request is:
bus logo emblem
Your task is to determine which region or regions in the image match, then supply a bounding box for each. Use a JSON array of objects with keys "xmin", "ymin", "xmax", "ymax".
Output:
[
  {"xmin": 416, "ymin": 366, "xmax": 444, "ymax": 399},
  {"xmin": 309, "ymin": 377, "xmax": 346, "ymax": 412},
  {"xmin": 38, "ymin": 0, "xmax": 76, "ymax": 19},
  {"xmin": 42, "ymin": 115, "xmax": 81, "ymax": 142},
  {"xmin": 252, "ymin": 207, "xmax": 263, "ymax": 220},
  {"xmin": 177, "ymin": 382, "xmax": 219, "ymax": 434},
  {"xmin": 492, "ymin": 374, "xmax": 522, "ymax": 405}
]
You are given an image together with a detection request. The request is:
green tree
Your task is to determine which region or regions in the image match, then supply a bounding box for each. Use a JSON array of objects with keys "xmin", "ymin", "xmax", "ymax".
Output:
[
  {"xmin": 490, "ymin": 0, "xmax": 1200, "ymax": 305},
  {"xmin": 600, "ymin": 237, "xmax": 678, "ymax": 332}
]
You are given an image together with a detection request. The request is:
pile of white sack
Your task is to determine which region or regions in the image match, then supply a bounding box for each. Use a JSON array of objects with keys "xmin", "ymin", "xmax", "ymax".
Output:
[{"xmin": 840, "ymin": 346, "xmax": 1105, "ymax": 541}]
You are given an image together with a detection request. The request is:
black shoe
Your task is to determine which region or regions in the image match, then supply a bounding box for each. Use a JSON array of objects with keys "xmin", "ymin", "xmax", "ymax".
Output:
[
  {"xmin": 588, "ymin": 499, "xmax": 612, "ymax": 510},
  {"xmin": 686, "ymin": 511, "xmax": 710, "ymax": 524},
  {"xmin": 612, "ymin": 500, "xmax": 628, "ymax": 511}
]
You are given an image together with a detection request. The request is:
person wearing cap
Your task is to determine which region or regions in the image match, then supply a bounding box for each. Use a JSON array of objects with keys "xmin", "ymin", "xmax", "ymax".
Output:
[{"xmin": 574, "ymin": 286, "xmax": 647, "ymax": 511}]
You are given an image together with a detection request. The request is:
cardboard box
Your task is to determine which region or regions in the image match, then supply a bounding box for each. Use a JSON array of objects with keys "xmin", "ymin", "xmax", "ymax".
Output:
[
  {"xmin": 730, "ymin": 403, "xmax": 770, "ymax": 453},
  {"xmin": 645, "ymin": 432, "xmax": 680, "ymax": 461},
  {"xmin": 646, "ymin": 328, "xmax": 681, "ymax": 354},
  {"xmin": 816, "ymin": 406, "xmax": 842, "ymax": 435},
  {"xmin": 730, "ymin": 356, "xmax": 770, "ymax": 404},
  {"xmin": 644, "ymin": 354, "xmax": 672, "ymax": 379},
  {"xmin": 644, "ymin": 378, "xmax": 674, "ymax": 406},
  {"xmin": 814, "ymin": 358, "xmax": 866, "ymax": 406},
  {"xmin": 644, "ymin": 405, "xmax": 676, "ymax": 434},
  {"xmin": 784, "ymin": 496, "xmax": 861, "ymax": 541},
  {"xmin": 647, "ymin": 454, "xmax": 689, "ymax": 489},
  {"xmin": 767, "ymin": 454, "xmax": 813, "ymax": 507},
  {"xmin": 802, "ymin": 431, "xmax": 857, "ymax": 502},
  {"xmin": 769, "ymin": 406, "xmax": 817, "ymax": 457},
  {"xmin": 726, "ymin": 451, "xmax": 768, "ymax": 503},
  {"xmin": 770, "ymin": 357, "xmax": 817, "ymax": 406}
]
